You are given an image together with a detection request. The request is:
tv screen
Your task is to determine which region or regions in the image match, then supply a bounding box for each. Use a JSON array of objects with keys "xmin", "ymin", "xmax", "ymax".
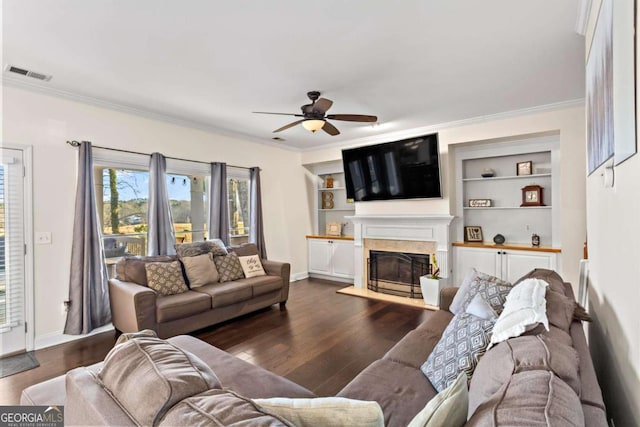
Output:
[{"xmin": 342, "ymin": 133, "xmax": 442, "ymax": 201}]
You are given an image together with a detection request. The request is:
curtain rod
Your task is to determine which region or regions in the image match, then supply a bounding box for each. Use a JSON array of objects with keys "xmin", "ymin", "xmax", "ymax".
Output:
[{"xmin": 66, "ymin": 140, "xmax": 257, "ymax": 171}]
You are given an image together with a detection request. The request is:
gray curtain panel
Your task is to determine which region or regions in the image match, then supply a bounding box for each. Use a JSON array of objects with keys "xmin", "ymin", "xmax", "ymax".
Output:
[
  {"xmin": 148, "ymin": 152, "xmax": 176, "ymax": 256},
  {"xmin": 209, "ymin": 162, "xmax": 229, "ymax": 245},
  {"xmin": 249, "ymin": 167, "xmax": 267, "ymax": 259},
  {"xmin": 64, "ymin": 141, "xmax": 111, "ymax": 335}
]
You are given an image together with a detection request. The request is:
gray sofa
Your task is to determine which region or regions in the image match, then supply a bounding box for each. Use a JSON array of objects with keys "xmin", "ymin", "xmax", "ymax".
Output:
[
  {"xmin": 338, "ymin": 280, "xmax": 607, "ymax": 426},
  {"xmin": 109, "ymin": 243, "xmax": 290, "ymax": 338},
  {"xmin": 22, "ymin": 269, "xmax": 606, "ymax": 426}
]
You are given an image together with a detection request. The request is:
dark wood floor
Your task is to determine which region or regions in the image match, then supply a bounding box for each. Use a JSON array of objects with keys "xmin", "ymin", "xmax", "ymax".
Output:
[{"xmin": 0, "ymin": 278, "xmax": 431, "ymax": 404}]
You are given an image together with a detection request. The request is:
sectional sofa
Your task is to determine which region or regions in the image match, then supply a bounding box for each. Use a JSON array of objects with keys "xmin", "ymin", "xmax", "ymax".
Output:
[{"xmin": 21, "ymin": 269, "xmax": 605, "ymax": 426}]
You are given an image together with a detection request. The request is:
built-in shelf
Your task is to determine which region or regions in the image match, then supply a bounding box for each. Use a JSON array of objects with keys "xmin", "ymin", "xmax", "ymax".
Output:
[
  {"xmin": 463, "ymin": 173, "xmax": 551, "ymax": 182},
  {"xmin": 453, "ymin": 242, "xmax": 561, "ymax": 253},
  {"xmin": 464, "ymin": 206, "xmax": 552, "ymax": 210},
  {"xmin": 313, "ymin": 164, "xmax": 355, "ymax": 237}
]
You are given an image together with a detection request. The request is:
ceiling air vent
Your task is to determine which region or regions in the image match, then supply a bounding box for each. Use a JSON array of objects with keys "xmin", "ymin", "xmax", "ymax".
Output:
[{"xmin": 5, "ymin": 65, "xmax": 52, "ymax": 81}]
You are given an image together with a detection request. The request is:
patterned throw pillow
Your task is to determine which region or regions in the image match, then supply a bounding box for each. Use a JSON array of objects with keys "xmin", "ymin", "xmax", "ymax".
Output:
[
  {"xmin": 175, "ymin": 240, "xmax": 228, "ymax": 258},
  {"xmin": 214, "ymin": 252, "xmax": 245, "ymax": 282},
  {"xmin": 421, "ymin": 312, "xmax": 495, "ymax": 392},
  {"xmin": 458, "ymin": 271, "xmax": 513, "ymax": 315},
  {"xmin": 145, "ymin": 261, "xmax": 189, "ymax": 296}
]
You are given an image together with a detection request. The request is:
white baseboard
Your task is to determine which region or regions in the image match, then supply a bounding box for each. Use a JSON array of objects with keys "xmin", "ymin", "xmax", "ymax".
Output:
[
  {"xmin": 34, "ymin": 324, "xmax": 114, "ymax": 350},
  {"xmin": 308, "ymin": 273, "xmax": 354, "ymax": 284},
  {"xmin": 290, "ymin": 272, "xmax": 309, "ymax": 282}
]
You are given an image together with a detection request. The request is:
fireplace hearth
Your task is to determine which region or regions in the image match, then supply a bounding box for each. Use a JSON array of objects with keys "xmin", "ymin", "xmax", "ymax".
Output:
[{"xmin": 367, "ymin": 250, "xmax": 432, "ymax": 298}]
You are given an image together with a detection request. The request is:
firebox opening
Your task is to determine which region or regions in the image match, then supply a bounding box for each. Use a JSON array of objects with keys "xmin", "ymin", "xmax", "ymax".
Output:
[{"xmin": 367, "ymin": 250, "xmax": 432, "ymax": 299}]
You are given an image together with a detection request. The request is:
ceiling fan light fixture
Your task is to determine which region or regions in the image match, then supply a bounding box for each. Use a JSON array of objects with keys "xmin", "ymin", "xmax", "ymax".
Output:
[{"xmin": 302, "ymin": 119, "xmax": 325, "ymax": 133}]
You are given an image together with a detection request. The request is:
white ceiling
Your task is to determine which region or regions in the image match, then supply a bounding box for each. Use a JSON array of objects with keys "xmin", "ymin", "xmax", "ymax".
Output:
[{"xmin": 3, "ymin": 1, "xmax": 585, "ymax": 150}]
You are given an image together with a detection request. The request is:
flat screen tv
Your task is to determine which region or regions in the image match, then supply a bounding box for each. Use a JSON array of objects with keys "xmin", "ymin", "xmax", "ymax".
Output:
[{"xmin": 342, "ymin": 133, "xmax": 442, "ymax": 201}]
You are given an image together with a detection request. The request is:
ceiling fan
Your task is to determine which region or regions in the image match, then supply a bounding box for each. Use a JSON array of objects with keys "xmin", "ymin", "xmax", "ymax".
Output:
[{"xmin": 253, "ymin": 91, "xmax": 378, "ymax": 136}]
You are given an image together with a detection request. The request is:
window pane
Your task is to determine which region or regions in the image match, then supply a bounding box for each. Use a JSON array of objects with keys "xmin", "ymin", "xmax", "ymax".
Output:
[
  {"xmin": 98, "ymin": 167, "xmax": 149, "ymax": 258},
  {"xmin": 227, "ymin": 178, "xmax": 250, "ymax": 245},
  {"xmin": 167, "ymin": 174, "xmax": 208, "ymax": 243}
]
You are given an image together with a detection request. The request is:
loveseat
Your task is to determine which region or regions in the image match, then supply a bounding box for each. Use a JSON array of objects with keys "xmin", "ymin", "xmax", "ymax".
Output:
[
  {"xmin": 109, "ymin": 242, "xmax": 290, "ymax": 338},
  {"xmin": 22, "ymin": 269, "xmax": 606, "ymax": 426}
]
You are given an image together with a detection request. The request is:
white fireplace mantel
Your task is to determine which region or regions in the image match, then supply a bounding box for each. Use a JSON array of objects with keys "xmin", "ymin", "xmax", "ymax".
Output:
[{"xmin": 346, "ymin": 215, "xmax": 455, "ymax": 289}]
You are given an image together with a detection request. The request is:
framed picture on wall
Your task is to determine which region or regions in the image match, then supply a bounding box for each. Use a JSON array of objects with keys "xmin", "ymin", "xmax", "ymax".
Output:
[
  {"xmin": 464, "ymin": 226, "xmax": 483, "ymax": 242},
  {"xmin": 586, "ymin": 0, "xmax": 614, "ymax": 175}
]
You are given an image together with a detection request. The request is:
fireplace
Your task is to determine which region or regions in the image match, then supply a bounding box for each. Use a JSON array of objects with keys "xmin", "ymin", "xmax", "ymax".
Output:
[
  {"xmin": 368, "ymin": 251, "xmax": 432, "ymax": 298},
  {"xmin": 347, "ymin": 215, "xmax": 455, "ymax": 290}
]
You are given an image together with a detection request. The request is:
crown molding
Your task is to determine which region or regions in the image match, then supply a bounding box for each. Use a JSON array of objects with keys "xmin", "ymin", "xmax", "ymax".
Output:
[
  {"xmin": 3, "ymin": 76, "xmax": 300, "ymax": 152},
  {"xmin": 4, "ymin": 75, "xmax": 583, "ymax": 155},
  {"xmin": 299, "ymin": 98, "xmax": 585, "ymax": 153}
]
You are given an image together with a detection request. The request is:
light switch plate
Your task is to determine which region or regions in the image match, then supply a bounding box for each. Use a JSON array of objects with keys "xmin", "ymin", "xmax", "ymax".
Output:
[{"xmin": 35, "ymin": 232, "xmax": 52, "ymax": 245}]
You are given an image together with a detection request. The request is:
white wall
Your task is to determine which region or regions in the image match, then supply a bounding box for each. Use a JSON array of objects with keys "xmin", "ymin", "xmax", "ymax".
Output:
[
  {"xmin": 301, "ymin": 106, "xmax": 586, "ymax": 287},
  {"xmin": 583, "ymin": 0, "xmax": 640, "ymax": 424},
  {"xmin": 2, "ymin": 86, "xmax": 313, "ymax": 347}
]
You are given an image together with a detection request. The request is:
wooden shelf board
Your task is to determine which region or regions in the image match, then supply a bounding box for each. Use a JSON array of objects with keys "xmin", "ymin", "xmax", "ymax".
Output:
[
  {"xmin": 306, "ymin": 235, "xmax": 355, "ymax": 241},
  {"xmin": 319, "ymin": 208, "xmax": 355, "ymax": 211},
  {"xmin": 319, "ymin": 187, "xmax": 346, "ymax": 190},
  {"xmin": 453, "ymin": 242, "xmax": 561, "ymax": 253}
]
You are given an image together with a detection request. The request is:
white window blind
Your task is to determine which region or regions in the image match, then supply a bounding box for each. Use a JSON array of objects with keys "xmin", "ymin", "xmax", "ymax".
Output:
[{"xmin": 0, "ymin": 154, "xmax": 25, "ymax": 333}]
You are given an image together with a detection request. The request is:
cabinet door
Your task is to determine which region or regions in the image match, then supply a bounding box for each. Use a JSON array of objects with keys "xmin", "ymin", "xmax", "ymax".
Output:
[
  {"xmin": 502, "ymin": 251, "xmax": 557, "ymax": 283},
  {"xmin": 308, "ymin": 239, "xmax": 332, "ymax": 274},
  {"xmin": 454, "ymin": 247, "xmax": 500, "ymax": 284},
  {"xmin": 331, "ymin": 240, "xmax": 355, "ymax": 278}
]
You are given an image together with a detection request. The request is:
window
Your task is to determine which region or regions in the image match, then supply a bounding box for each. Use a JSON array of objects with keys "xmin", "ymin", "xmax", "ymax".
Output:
[
  {"xmin": 227, "ymin": 169, "xmax": 250, "ymax": 245},
  {"xmin": 166, "ymin": 174, "xmax": 208, "ymax": 243},
  {"xmin": 93, "ymin": 151, "xmax": 252, "ymax": 260},
  {"xmin": 97, "ymin": 167, "xmax": 149, "ymax": 257}
]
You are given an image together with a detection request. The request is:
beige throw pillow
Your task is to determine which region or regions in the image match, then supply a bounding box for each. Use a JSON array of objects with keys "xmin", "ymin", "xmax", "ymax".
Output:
[
  {"xmin": 238, "ymin": 254, "xmax": 267, "ymax": 278},
  {"xmin": 181, "ymin": 253, "xmax": 219, "ymax": 287},
  {"xmin": 408, "ymin": 371, "xmax": 468, "ymax": 427},
  {"xmin": 254, "ymin": 397, "xmax": 384, "ymax": 427},
  {"xmin": 145, "ymin": 260, "xmax": 189, "ymax": 296}
]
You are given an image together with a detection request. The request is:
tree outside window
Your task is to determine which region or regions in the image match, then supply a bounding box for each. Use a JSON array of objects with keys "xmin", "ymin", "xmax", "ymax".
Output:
[
  {"xmin": 96, "ymin": 167, "xmax": 149, "ymax": 258},
  {"xmin": 227, "ymin": 177, "xmax": 250, "ymax": 245},
  {"xmin": 166, "ymin": 174, "xmax": 208, "ymax": 243}
]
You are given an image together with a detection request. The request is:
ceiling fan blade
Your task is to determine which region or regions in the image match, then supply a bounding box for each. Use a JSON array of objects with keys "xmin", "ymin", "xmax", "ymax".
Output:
[
  {"xmin": 322, "ymin": 121, "xmax": 340, "ymax": 136},
  {"xmin": 253, "ymin": 111, "xmax": 304, "ymax": 117},
  {"xmin": 273, "ymin": 119, "xmax": 305, "ymax": 133},
  {"xmin": 312, "ymin": 98, "xmax": 333, "ymax": 114},
  {"xmin": 326, "ymin": 114, "xmax": 378, "ymax": 122}
]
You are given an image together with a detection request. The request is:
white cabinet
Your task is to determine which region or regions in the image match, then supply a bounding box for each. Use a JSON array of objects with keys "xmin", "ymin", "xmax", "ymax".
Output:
[
  {"xmin": 307, "ymin": 239, "xmax": 333, "ymax": 275},
  {"xmin": 307, "ymin": 238, "xmax": 354, "ymax": 281},
  {"xmin": 454, "ymin": 245, "xmax": 558, "ymax": 284}
]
